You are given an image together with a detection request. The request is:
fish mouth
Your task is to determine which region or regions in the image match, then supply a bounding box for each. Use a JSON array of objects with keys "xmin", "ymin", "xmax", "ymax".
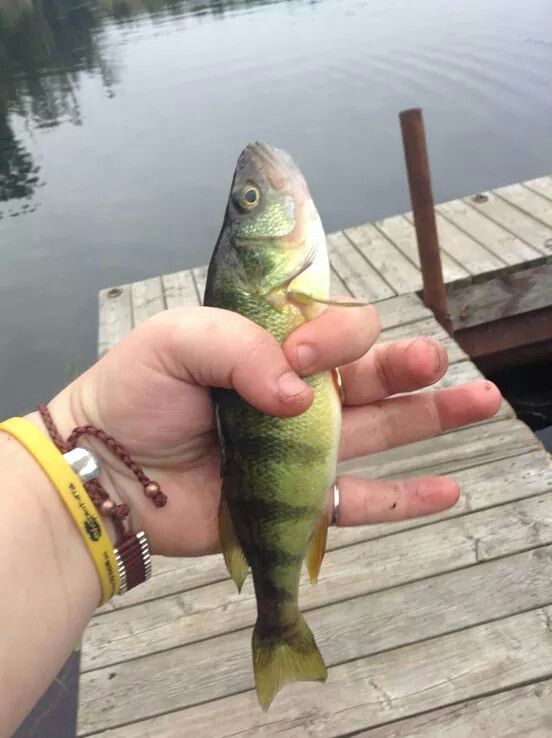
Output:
[{"xmin": 240, "ymin": 141, "xmax": 307, "ymax": 192}]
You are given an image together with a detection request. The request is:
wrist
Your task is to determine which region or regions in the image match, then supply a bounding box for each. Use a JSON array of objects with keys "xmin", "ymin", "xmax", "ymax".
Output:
[
  {"xmin": 0, "ymin": 421, "xmax": 101, "ymax": 734},
  {"xmin": 24, "ymin": 409, "xmax": 120, "ymax": 545},
  {"xmin": 33, "ymin": 379, "xmax": 165, "ymax": 550}
]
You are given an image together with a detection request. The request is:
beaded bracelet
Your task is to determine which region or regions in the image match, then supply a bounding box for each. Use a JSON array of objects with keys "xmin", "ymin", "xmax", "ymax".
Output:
[{"xmin": 37, "ymin": 404, "xmax": 167, "ymax": 596}]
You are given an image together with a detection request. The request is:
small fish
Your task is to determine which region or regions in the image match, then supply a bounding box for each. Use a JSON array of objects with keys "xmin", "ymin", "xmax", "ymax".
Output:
[{"xmin": 204, "ymin": 141, "xmax": 341, "ymax": 710}]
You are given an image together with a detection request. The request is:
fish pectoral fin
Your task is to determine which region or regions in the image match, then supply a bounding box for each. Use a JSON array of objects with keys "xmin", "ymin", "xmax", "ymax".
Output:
[
  {"xmin": 286, "ymin": 289, "xmax": 370, "ymax": 308},
  {"xmin": 306, "ymin": 509, "xmax": 329, "ymax": 585},
  {"xmin": 219, "ymin": 496, "xmax": 249, "ymax": 592},
  {"xmin": 257, "ymin": 246, "xmax": 315, "ymax": 298}
]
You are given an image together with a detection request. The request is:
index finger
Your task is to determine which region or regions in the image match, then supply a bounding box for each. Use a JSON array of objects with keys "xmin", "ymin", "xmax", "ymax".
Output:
[{"xmin": 283, "ymin": 301, "xmax": 381, "ymax": 376}]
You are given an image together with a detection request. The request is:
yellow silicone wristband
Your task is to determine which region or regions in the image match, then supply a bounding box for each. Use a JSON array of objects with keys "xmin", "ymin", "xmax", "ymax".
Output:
[{"xmin": 0, "ymin": 417, "xmax": 120, "ymax": 604}]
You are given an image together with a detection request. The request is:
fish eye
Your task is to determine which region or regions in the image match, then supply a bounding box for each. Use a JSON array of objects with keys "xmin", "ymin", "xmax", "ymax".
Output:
[{"xmin": 240, "ymin": 185, "xmax": 261, "ymax": 210}]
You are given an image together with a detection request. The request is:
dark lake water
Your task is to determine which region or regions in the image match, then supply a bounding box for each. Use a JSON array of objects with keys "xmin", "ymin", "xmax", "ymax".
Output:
[{"xmin": 1, "ymin": 0, "xmax": 552, "ymax": 417}]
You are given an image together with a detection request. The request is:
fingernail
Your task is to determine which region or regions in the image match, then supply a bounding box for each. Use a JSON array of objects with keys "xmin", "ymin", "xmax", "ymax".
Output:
[
  {"xmin": 296, "ymin": 344, "xmax": 318, "ymax": 372},
  {"xmin": 428, "ymin": 342, "xmax": 442, "ymax": 374},
  {"xmin": 278, "ymin": 371, "xmax": 309, "ymax": 399},
  {"xmin": 409, "ymin": 337, "xmax": 442, "ymax": 374}
]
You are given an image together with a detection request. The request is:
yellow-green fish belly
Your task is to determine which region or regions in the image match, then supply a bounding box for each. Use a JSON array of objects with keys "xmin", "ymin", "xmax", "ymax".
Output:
[{"xmin": 219, "ymin": 368, "xmax": 340, "ymax": 629}]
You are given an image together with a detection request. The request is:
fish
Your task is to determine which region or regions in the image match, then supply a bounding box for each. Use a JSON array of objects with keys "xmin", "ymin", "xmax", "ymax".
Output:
[{"xmin": 204, "ymin": 141, "xmax": 342, "ymax": 711}]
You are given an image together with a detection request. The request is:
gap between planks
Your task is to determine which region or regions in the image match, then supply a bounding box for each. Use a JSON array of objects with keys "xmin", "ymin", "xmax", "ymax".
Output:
[
  {"xmin": 81, "ymin": 470, "xmax": 552, "ymax": 677},
  {"xmin": 356, "ymin": 677, "xmax": 552, "ymax": 737},
  {"xmin": 465, "ymin": 190, "xmax": 552, "ymax": 257},
  {"xmin": 81, "ymin": 599, "xmax": 552, "ymax": 736}
]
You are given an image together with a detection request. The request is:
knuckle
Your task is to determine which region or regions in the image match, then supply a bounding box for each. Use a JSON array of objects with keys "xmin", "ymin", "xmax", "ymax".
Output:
[
  {"xmin": 365, "ymin": 304, "xmax": 382, "ymax": 339},
  {"xmin": 424, "ymin": 394, "xmax": 444, "ymax": 430},
  {"xmin": 246, "ymin": 331, "xmax": 279, "ymax": 364},
  {"xmin": 390, "ymin": 480, "xmax": 409, "ymax": 517},
  {"xmin": 374, "ymin": 345, "xmax": 396, "ymax": 395}
]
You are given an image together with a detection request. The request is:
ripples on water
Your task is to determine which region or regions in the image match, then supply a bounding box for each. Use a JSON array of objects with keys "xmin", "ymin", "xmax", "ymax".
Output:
[{"xmin": 0, "ymin": 0, "xmax": 551, "ymax": 415}]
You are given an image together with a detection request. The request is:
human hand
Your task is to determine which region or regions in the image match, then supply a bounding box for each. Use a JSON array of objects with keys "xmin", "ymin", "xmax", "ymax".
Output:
[{"xmin": 45, "ymin": 303, "xmax": 502, "ymax": 557}]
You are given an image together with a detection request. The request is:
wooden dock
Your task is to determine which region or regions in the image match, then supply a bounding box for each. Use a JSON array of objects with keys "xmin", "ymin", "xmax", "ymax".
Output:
[{"xmin": 84, "ymin": 176, "xmax": 552, "ymax": 736}]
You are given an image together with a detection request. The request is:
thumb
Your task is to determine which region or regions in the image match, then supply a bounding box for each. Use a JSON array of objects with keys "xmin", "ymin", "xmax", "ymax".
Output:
[{"xmin": 134, "ymin": 307, "xmax": 313, "ymax": 417}]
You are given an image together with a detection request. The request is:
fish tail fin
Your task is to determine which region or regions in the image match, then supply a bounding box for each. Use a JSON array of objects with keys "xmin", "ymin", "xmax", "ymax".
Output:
[{"xmin": 252, "ymin": 613, "xmax": 327, "ymax": 711}]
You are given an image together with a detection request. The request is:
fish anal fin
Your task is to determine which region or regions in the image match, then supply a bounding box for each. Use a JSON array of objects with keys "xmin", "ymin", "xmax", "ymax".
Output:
[
  {"xmin": 219, "ymin": 496, "xmax": 248, "ymax": 592},
  {"xmin": 306, "ymin": 510, "xmax": 328, "ymax": 585}
]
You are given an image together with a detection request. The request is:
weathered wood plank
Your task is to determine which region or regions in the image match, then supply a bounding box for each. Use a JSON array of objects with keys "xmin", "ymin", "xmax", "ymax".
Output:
[
  {"xmin": 192, "ymin": 266, "xmax": 208, "ymax": 304},
  {"xmin": 524, "ymin": 175, "xmax": 552, "ymax": 202},
  {"xmin": 357, "ymin": 679, "xmax": 552, "ymax": 737},
  {"xmin": 327, "ymin": 231, "xmax": 396, "ymax": 302},
  {"xmin": 82, "ymin": 606, "xmax": 552, "ymax": 736},
  {"xmin": 82, "ymin": 544, "xmax": 552, "ymax": 728},
  {"xmin": 465, "ymin": 192, "xmax": 552, "ymax": 256},
  {"xmin": 438, "ymin": 198, "xmax": 542, "ymax": 266},
  {"xmin": 496, "ymin": 182, "xmax": 552, "ymax": 230},
  {"xmin": 130, "ymin": 277, "xmax": 165, "ymax": 326},
  {"xmin": 82, "ymin": 482, "xmax": 552, "ymax": 673},
  {"xmin": 370, "ymin": 293, "xmax": 432, "ymax": 330},
  {"xmin": 345, "ymin": 223, "xmax": 423, "ymax": 293},
  {"xmin": 447, "ymin": 262, "xmax": 552, "ymax": 330},
  {"xmin": 329, "ymin": 266, "xmax": 350, "ymax": 297},
  {"xmin": 98, "ymin": 285, "xmax": 132, "ymax": 356},
  {"xmin": 162, "ymin": 270, "xmax": 200, "ymax": 309},
  {"xmin": 94, "ymin": 422, "xmax": 544, "ymax": 614},
  {"xmin": 374, "ymin": 215, "xmax": 470, "ymax": 284},
  {"xmin": 404, "ymin": 211, "xmax": 506, "ymax": 275}
]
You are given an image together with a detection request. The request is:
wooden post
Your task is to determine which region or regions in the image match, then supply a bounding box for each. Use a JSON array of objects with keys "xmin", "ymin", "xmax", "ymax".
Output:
[{"xmin": 399, "ymin": 108, "xmax": 452, "ymax": 334}]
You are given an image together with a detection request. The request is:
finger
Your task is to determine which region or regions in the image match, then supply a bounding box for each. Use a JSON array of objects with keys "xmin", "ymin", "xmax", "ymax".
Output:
[
  {"xmin": 283, "ymin": 301, "xmax": 381, "ymax": 376},
  {"xmin": 340, "ymin": 380, "xmax": 502, "ymax": 461},
  {"xmin": 329, "ymin": 475, "xmax": 460, "ymax": 525},
  {"xmin": 340, "ymin": 337, "xmax": 448, "ymax": 405},
  {"xmin": 131, "ymin": 307, "xmax": 313, "ymax": 417}
]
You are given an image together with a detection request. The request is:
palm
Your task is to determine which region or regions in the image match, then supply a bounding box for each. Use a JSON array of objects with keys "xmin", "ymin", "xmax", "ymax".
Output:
[{"xmin": 80, "ymin": 326, "xmax": 226, "ymax": 555}]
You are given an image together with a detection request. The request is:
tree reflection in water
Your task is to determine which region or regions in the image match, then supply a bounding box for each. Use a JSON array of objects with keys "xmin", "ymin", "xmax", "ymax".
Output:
[{"xmin": 0, "ymin": 0, "xmax": 284, "ymax": 213}]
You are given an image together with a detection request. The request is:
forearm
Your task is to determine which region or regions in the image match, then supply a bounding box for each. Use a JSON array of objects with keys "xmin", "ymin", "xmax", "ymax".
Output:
[{"xmin": 0, "ymin": 412, "xmax": 102, "ymax": 737}]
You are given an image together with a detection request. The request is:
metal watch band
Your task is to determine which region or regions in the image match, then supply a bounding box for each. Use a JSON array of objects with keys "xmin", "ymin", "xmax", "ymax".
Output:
[
  {"xmin": 114, "ymin": 531, "xmax": 152, "ymax": 594},
  {"xmin": 64, "ymin": 447, "xmax": 152, "ymax": 595}
]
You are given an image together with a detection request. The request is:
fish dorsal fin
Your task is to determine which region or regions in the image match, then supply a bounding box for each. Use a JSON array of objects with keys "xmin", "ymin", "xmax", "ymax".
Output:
[
  {"xmin": 306, "ymin": 509, "xmax": 329, "ymax": 585},
  {"xmin": 219, "ymin": 495, "xmax": 249, "ymax": 592}
]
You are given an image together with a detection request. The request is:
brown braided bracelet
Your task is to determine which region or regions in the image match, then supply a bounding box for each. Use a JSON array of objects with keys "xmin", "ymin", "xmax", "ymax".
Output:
[{"xmin": 37, "ymin": 404, "xmax": 168, "ymax": 595}]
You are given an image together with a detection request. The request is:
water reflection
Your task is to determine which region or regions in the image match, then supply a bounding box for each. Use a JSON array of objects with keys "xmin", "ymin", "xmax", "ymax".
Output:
[
  {"xmin": 0, "ymin": 0, "xmax": 287, "ymax": 213},
  {"xmin": 0, "ymin": 117, "xmax": 39, "ymax": 207}
]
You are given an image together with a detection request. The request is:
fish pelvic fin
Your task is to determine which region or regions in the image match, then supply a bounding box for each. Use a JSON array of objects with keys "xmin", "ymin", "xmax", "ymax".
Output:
[
  {"xmin": 252, "ymin": 614, "xmax": 327, "ymax": 711},
  {"xmin": 219, "ymin": 496, "xmax": 248, "ymax": 592},
  {"xmin": 285, "ymin": 289, "xmax": 370, "ymax": 308},
  {"xmin": 306, "ymin": 509, "xmax": 328, "ymax": 585}
]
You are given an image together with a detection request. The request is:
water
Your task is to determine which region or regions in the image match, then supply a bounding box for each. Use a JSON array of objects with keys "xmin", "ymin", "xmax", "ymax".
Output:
[{"xmin": 1, "ymin": 0, "xmax": 551, "ymax": 417}]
